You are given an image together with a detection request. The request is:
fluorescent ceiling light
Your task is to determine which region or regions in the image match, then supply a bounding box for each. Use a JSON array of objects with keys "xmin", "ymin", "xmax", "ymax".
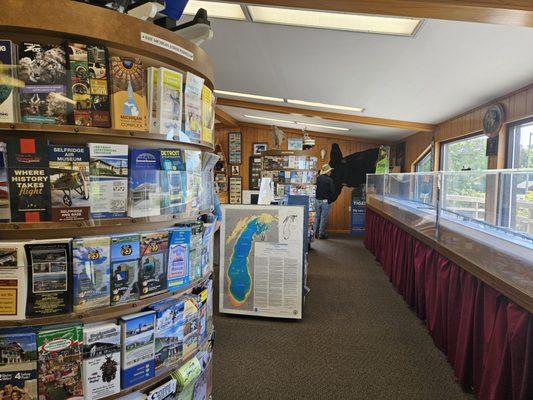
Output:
[
  {"xmin": 287, "ymin": 99, "xmax": 364, "ymax": 112},
  {"xmin": 184, "ymin": 1, "xmax": 246, "ymax": 21},
  {"xmin": 244, "ymin": 115, "xmax": 349, "ymax": 131},
  {"xmin": 296, "ymin": 122, "xmax": 349, "ymax": 131},
  {"xmin": 215, "ymin": 90, "xmax": 284, "ymax": 102},
  {"xmin": 244, "ymin": 115, "xmax": 294, "ymax": 124},
  {"xmin": 248, "ymin": 6, "xmax": 420, "ymax": 36}
]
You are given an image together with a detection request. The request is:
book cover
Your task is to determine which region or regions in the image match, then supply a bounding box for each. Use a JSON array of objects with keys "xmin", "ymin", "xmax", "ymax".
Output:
[
  {"xmin": 37, "ymin": 325, "xmax": 83, "ymax": 400},
  {"xmin": 7, "ymin": 138, "xmax": 51, "ymax": 222},
  {"xmin": 110, "ymin": 233, "xmax": 140, "ymax": 305},
  {"xmin": 147, "ymin": 67, "xmax": 159, "ymax": 134},
  {"xmin": 0, "ymin": 241, "xmax": 30, "ymax": 266},
  {"xmin": 72, "ymin": 236, "xmax": 111, "ymax": 312},
  {"xmin": 25, "ymin": 239, "xmax": 72, "ymax": 317},
  {"xmin": 18, "ymin": 42, "xmax": 68, "ymax": 125},
  {"xmin": 160, "ymin": 149, "xmax": 186, "ymax": 215},
  {"xmin": 129, "ymin": 149, "xmax": 161, "ymax": 218},
  {"xmin": 89, "ymin": 143, "xmax": 128, "ymax": 219},
  {"xmin": 150, "ymin": 299, "xmax": 184, "ymax": 372},
  {"xmin": 49, "ymin": 145, "xmax": 90, "ymax": 221},
  {"xmin": 158, "ymin": 67, "xmax": 182, "ymax": 140},
  {"xmin": 0, "ymin": 142, "xmax": 9, "ymax": 221},
  {"xmin": 183, "ymin": 72, "xmax": 204, "ymax": 144},
  {"xmin": 200, "ymin": 85, "xmax": 214, "ymax": 145},
  {"xmin": 138, "ymin": 231, "xmax": 169, "ymax": 298},
  {"xmin": 0, "ymin": 267, "xmax": 27, "ymax": 320},
  {"xmin": 109, "ymin": 57, "xmax": 147, "ymax": 131},
  {"xmin": 120, "ymin": 311, "xmax": 155, "ymax": 388},
  {"xmin": 0, "ymin": 332, "xmax": 37, "ymax": 400},
  {"xmin": 83, "ymin": 322, "xmax": 121, "ymax": 399},
  {"xmin": 166, "ymin": 228, "xmax": 191, "ymax": 292},
  {"xmin": 0, "ymin": 40, "xmax": 17, "ymax": 123}
]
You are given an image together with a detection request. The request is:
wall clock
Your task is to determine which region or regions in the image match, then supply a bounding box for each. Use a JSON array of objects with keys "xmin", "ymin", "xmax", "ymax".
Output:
[{"xmin": 483, "ymin": 103, "xmax": 505, "ymax": 137}]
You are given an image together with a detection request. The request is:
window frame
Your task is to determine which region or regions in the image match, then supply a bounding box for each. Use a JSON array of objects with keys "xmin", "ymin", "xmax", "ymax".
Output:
[
  {"xmin": 414, "ymin": 148, "xmax": 433, "ymax": 173},
  {"xmin": 439, "ymin": 132, "xmax": 489, "ymax": 172}
]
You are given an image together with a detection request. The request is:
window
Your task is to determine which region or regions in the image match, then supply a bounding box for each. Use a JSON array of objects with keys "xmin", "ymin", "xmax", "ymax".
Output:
[
  {"xmin": 500, "ymin": 120, "xmax": 533, "ymax": 237},
  {"xmin": 507, "ymin": 119, "xmax": 533, "ymax": 168},
  {"xmin": 440, "ymin": 134, "xmax": 489, "ymax": 223},
  {"xmin": 414, "ymin": 150, "xmax": 432, "ymax": 172},
  {"xmin": 441, "ymin": 134, "xmax": 488, "ymax": 171}
]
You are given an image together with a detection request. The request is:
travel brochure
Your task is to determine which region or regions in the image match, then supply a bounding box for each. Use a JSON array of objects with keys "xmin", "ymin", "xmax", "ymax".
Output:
[
  {"xmin": 0, "ymin": 38, "xmax": 214, "ymax": 146},
  {"xmin": 0, "ymin": 222, "xmax": 215, "ymax": 320},
  {"xmin": 0, "ymin": 139, "xmax": 212, "ymax": 223},
  {"xmin": 0, "ymin": 276, "xmax": 212, "ymax": 399}
]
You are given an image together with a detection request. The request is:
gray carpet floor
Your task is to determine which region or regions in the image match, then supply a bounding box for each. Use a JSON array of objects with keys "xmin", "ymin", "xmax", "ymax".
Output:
[{"xmin": 212, "ymin": 234, "xmax": 475, "ymax": 400}]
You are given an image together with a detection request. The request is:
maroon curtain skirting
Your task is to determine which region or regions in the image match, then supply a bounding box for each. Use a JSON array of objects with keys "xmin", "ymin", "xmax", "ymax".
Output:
[{"xmin": 364, "ymin": 209, "xmax": 532, "ymax": 400}]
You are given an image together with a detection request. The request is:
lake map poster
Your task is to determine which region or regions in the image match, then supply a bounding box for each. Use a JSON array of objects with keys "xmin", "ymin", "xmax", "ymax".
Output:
[{"xmin": 219, "ymin": 205, "xmax": 304, "ymax": 319}]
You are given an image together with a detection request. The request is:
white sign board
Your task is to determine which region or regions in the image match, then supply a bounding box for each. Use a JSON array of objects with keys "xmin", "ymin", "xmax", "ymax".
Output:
[
  {"xmin": 220, "ymin": 205, "xmax": 304, "ymax": 319},
  {"xmin": 141, "ymin": 32, "xmax": 194, "ymax": 61}
]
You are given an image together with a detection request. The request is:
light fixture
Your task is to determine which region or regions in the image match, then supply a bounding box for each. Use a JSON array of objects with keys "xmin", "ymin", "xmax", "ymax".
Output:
[
  {"xmin": 244, "ymin": 114, "xmax": 349, "ymax": 131},
  {"xmin": 215, "ymin": 90, "xmax": 285, "ymax": 103},
  {"xmin": 244, "ymin": 115, "xmax": 294, "ymax": 124},
  {"xmin": 183, "ymin": 1, "xmax": 246, "ymax": 21},
  {"xmin": 248, "ymin": 6, "xmax": 421, "ymax": 36},
  {"xmin": 296, "ymin": 122, "xmax": 349, "ymax": 131},
  {"xmin": 287, "ymin": 99, "xmax": 364, "ymax": 113}
]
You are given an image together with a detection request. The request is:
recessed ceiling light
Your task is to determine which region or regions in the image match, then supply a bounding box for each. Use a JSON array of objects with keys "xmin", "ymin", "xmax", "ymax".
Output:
[
  {"xmin": 184, "ymin": 1, "xmax": 246, "ymax": 21},
  {"xmin": 244, "ymin": 115, "xmax": 350, "ymax": 131},
  {"xmin": 287, "ymin": 99, "xmax": 364, "ymax": 112},
  {"xmin": 296, "ymin": 122, "xmax": 349, "ymax": 131},
  {"xmin": 244, "ymin": 115, "xmax": 294, "ymax": 124},
  {"xmin": 248, "ymin": 6, "xmax": 421, "ymax": 36},
  {"xmin": 214, "ymin": 90, "xmax": 285, "ymax": 102}
]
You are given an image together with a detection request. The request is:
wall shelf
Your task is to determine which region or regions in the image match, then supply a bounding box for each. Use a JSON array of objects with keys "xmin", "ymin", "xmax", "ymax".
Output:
[
  {"xmin": 0, "ymin": 273, "xmax": 212, "ymax": 328},
  {"xmin": 0, "ymin": 210, "xmax": 211, "ymax": 239},
  {"xmin": 104, "ymin": 333, "xmax": 213, "ymax": 400},
  {"xmin": 0, "ymin": 123, "xmax": 214, "ymax": 151}
]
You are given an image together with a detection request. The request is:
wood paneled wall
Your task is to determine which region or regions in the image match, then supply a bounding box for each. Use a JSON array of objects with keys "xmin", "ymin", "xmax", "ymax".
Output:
[
  {"xmin": 215, "ymin": 125, "xmax": 379, "ymax": 232},
  {"xmin": 404, "ymin": 131, "xmax": 433, "ymax": 170},
  {"xmin": 404, "ymin": 83, "xmax": 533, "ymax": 170}
]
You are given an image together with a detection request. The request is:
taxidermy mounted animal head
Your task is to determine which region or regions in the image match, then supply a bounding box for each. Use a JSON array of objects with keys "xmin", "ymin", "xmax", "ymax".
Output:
[
  {"xmin": 328, "ymin": 143, "xmax": 380, "ymax": 202},
  {"xmin": 272, "ymin": 125, "xmax": 286, "ymax": 149}
]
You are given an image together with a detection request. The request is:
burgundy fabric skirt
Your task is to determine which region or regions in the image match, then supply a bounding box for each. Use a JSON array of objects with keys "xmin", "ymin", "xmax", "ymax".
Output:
[{"xmin": 364, "ymin": 209, "xmax": 532, "ymax": 400}]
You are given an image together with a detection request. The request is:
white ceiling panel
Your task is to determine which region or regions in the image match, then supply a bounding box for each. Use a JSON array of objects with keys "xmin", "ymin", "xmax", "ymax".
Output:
[
  {"xmin": 219, "ymin": 105, "xmax": 414, "ymax": 140},
  {"xmin": 191, "ymin": 12, "xmax": 533, "ymax": 140}
]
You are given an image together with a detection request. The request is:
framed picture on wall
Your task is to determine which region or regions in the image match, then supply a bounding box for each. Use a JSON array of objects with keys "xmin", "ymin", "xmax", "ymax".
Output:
[
  {"xmin": 231, "ymin": 165, "xmax": 240, "ymax": 175},
  {"xmin": 249, "ymin": 156, "xmax": 262, "ymax": 190},
  {"xmin": 288, "ymin": 137, "xmax": 303, "ymax": 150},
  {"xmin": 228, "ymin": 131, "xmax": 242, "ymax": 165},
  {"xmin": 229, "ymin": 176, "xmax": 242, "ymax": 204},
  {"xmin": 252, "ymin": 142, "xmax": 268, "ymax": 156},
  {"xmin": 215, "ymin": 173, "xmax": 227, "ymax": 192}
]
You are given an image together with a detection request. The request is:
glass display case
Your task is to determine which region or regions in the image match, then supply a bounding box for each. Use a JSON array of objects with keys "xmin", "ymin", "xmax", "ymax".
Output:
[{"xmin": 366, "ymin": 170, "xmax": 533, "ymax": 297}]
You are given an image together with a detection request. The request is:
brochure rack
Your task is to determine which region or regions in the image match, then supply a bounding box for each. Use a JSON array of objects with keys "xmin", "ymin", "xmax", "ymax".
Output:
[{"xmin": 0, "ymin": 1, "xmax": 216, "ymax": 398}]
